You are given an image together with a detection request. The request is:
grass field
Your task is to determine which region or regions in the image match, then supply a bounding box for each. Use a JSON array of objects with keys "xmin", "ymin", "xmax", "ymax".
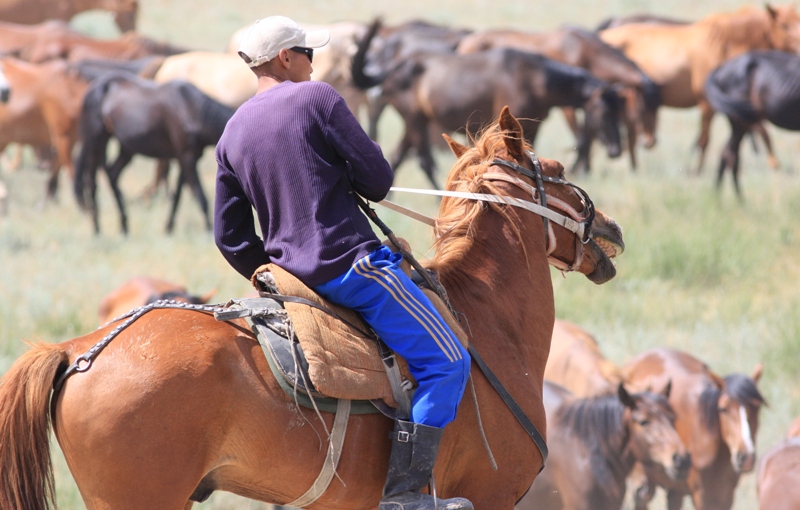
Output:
[{"xmin": 2, "ymin": 0, "xmax": 799, "ymax": 508}]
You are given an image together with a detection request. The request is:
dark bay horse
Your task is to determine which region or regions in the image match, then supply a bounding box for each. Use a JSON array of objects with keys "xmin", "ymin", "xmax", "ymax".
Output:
[
  {"xmin": 757, "ymin": 424, "xmax": 800, "ymax": 510},
  {"xmin": 73, "ymin": 73, "xmax": 234, "ymax": 234},
  {"xmin": 456, "ymin": 25, "xmax": 660, "ymax": 171},
  {"xmin": 353, "ymin": 24, "xmax": 622, "ymax": 186},
  {"xmin": 705, "ymin": 50, "xmax": 800, "ymax": 198},
  {"xmin": 599, "ymin": 4, "xmax": 800, "ymax": 173},
  {"xmin": 0, "ymin": 107, "xmax": 624, "ymax": 509},
  {"xmin": 516, "ymin": 381, "xmax": 690, "ymax": 510},
  {"xmin": 623, "ymin": 348, "xmax": 766, "ymax": 510}
]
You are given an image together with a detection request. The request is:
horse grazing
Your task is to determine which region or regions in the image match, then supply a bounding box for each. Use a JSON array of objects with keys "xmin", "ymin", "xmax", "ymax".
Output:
[
  {"xmin": 456, "ymin": 25, "xmax": 660, "ymax": 172},
  {"xmin": 73, "ymin": 73, "xmax": 234, "ymax": 234},
  {"xmin": 0, "ymin": 0, "xmax": 137, "ymax": 32},
  {"xmin": 0, "ymin": 57, "xmax": 89, "ymax": 200},
  {"xmin": 516, "ymin": 381, "xmax": 690, "ymax": 510},
  {"xmin": 705, "ymin": 50, "xmax": 800, "ymax": 198},
  {"xmin": 544, "ymin": 319, "xmax": 623, "ymax": 397},
  {"xmin": 0, "ymin": 107, "xmax": 624, "ymax": 510},
  {"xmin": 98, "ymin": 276, "xmax": 217, "ymax": 325},
  {"xmin": 623, "ymin": 348, "xmax": 766, "ymax": 510},
  {"xmin": 599, "ymin": 4, "xmax": 800, "ymax": 173},
  {"xmin": 353, "ymin": 23, "xmax": 622, "ymax": 186},
  {"xmin": 756, "ymin": 421, "xmax": 800, "ymax": 510}
]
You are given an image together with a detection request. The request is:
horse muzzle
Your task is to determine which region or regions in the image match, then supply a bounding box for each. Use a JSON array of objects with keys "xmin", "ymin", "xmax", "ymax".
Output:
[
  {"xmin": 671, "ymin": 452, "xmax": 692, "ymax": 480},
  {"xmin": 734, "ymin": 451, "xmax": 756, "ymax": 473},
  {"xmin": 0, "ymin": 88, "xmax": 9, "ymax": 103}
]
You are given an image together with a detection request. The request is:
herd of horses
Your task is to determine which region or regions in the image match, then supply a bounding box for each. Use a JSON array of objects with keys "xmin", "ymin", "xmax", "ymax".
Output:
[{"xmin": 0, "ymin": 2, "xmax": 799, "ymax": 510}]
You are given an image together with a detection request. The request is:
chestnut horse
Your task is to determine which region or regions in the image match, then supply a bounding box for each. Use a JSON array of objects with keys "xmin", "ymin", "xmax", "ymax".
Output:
[
  {"xmin": 623, "ymin": 348, "xmax": 766, "ymax": 510},
  {"xmin": 0, "ymin": 107, "xmax": 624, "ymax": 509},
  {"xmin": 0, "ymin": 0, "xmax": 137, "ymax": 32},
  {"xmin": 756, "ymin": 420, "xmax": 800, "ymax": 510},
  {"xmin": 599, "ymin": 4, "xmax": 800, "ymax": 172},
  {"xmin": 97, "ymin": 277, "xmax": 216, "ymax": 325},
  {"xmin": 457, "ymin": 25, "xmax": 660, "ymax": 172},
  {"xmin": 26, "ymin": 28, "xmax": 188, "ymax": 64},
  {"xmin": 516, "ymin": 381, "xmax": 690, "ymax": 510},
  {"xmin": 544, "ymin": 318, "xmax": 623, "ymax": 397}
]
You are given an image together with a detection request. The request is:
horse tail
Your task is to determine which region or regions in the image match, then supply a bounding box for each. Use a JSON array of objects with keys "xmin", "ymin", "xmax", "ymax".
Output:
[
  {"xmin": 705, "ymin": 55, "xmax": 759, "ymax": 125},
  {"xmin": 0, "ymin": 343, "xmax": 69, "ymax": 510},
  {"xmin": 351, "ymin": 17, "xmax": 384, "ymax": 90},
  {"xmin": 73, "ymin": 76, "xmax": 116, "ymax": 208}
]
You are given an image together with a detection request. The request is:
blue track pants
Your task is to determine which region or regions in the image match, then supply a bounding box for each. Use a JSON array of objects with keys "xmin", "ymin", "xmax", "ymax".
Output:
[{"xmin": 313, "ymin": 245, "xmax": 470, "ymax": 428}]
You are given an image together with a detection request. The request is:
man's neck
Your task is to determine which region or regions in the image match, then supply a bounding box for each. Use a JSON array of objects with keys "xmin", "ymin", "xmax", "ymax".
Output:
[{"xmin": 256, "ymin": 75, "xmax": 287, "ymax": 95}]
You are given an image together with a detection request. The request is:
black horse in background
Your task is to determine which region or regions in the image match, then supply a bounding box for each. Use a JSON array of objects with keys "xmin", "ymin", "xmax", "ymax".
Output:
[
  {"xmin": 352, "ymin": 20, "xmax": 622, "ymax": 188},
  {"xmin": 74, "ymin": 74, "xmax": 233, "ymax": 234},
  {"xmin": 705, "ymin": 50, "xmax": 800, "ymax": 198}
]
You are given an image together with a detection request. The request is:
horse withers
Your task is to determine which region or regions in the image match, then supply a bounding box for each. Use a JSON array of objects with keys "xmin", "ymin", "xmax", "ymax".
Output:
[
  {"xmin": 73, "ymin": 73, "xmax": 234, "ymax": 234},
  {"xmin": 516, "ymin": 381, "xmax": 690, "ymax": 510},
  {"xmin": 705, "ymin": 50, "xmax": 800, "ymax": 199},
  {"xmin": 623, "ymin": 348, "xmax": 766, "ymax": 510},
  {"xmin": 0, "ymin": 107, "xmax": 624, "ymax": 510}
]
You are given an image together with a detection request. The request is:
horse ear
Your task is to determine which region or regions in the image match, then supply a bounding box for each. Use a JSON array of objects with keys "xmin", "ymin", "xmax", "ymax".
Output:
[
  {"xmin": 442, "ymin": 133, "xmax": 468, "ymax": 158},
  {"xmin": 498, "ymin": 106, "xmax": 525, "ymax": 160},
  {"xmin": 661, "ymin": 380, "xmax": 672, "ymax": 399},
  {"xmin": 751, "ymin": 362, "xmax": 763, "ymax": 384},
  {"xmin": 765, "ymin": 3, "xmax": 779, "ymax": 19},
  {"xmin": 618, "ymin": 383, "xmax": 637, "ymax": 409}
]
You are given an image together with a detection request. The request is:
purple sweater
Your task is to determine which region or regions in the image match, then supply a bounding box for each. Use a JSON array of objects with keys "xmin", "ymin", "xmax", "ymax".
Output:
[{"xmin": 214, "ymin": 80, "xmax": 393, "ymax": 286}]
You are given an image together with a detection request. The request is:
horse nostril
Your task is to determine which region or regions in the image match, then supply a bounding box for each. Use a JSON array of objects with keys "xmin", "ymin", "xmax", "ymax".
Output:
[{"xmin": 674, "ymin": 453, "xmax": 691, "ymax": 471}]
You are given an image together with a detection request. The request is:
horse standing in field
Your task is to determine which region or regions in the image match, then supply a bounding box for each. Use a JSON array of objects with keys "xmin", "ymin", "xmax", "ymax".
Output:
[
  {"xmin": 97, "ymin": 277, "xmax": 216, "ymax": 325},
  {"xmin": 623, "ymin": 348, "xmax": 766, "ymax": 510},
  {"xmin": 0, "ymin": 107, "xmax": 625, "ymax": 510},
  {"xmin": 599, "ymin": 4, "xmax": 800, "ymax": 173},
  {"xmin": 0, "ymin": 57, "xmax": 89, "ymax": 200},
  {"xmin": 756, "ymin": 420, "xmax": 800, "ymax": 510},
  {"xmin": 516, "ymin": 381, "xmax": 691, "ymax": 510},
  {"xmin": 73, "ymin": 73, "xmax": 234, "ymax": 234},
  {"xmin": 0, "ymin": 0, "xmax": 137, "ymax": 32},
  {"xmin": 353, "ymin": 22, "xmax": 622, "ymax": 186},
  {"xmin": 457, "ymin": 25, "xmax": 660, "ymax": 172},
  {"xmin": 705, "ymin": 50, "xmax": 800, "ymax": 198},
  {"xmin": 544, "ymin": 318, "xmax": 623, "ymax": 397}
]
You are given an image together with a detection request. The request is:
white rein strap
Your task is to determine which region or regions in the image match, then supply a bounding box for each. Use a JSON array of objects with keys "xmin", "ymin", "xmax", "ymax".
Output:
[{"xmin": 386, "ymin": 186, "xmax": 586, "ymax": 240}]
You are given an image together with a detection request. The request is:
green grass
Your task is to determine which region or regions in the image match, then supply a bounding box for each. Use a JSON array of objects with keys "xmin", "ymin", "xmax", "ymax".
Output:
[{"xmin": 1, "ymin": 0, "xmax": 799, "ymax": 508}]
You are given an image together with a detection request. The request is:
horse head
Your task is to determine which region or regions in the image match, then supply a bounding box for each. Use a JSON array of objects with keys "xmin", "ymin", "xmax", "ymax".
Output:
[
  {"xmin": 619, "ymin": 382, "xmax": 692, "ymax": 481},
  {"xmin": 584, "ymin": 84, "xmax": 623, "ymax": 159},
  {"xmin": 717, "ymin": 363, "xmax": 766, "ymax": 473},
  {"xmin": 439, "ymin": 106, "xmax": 624, "ymax": 284},
  {"xmin": 765, "ymin": 4, "xmax": 800, "ymax": 52}
]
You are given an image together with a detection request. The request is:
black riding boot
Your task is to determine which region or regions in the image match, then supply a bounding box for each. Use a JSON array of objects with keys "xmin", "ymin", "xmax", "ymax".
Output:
[{"xmin": 379, "ymin": 420, "xmax": 474, "ymax": 510}]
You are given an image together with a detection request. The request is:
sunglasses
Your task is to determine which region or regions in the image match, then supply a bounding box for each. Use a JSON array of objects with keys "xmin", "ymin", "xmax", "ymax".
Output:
[{"xmin": 290, "ymin": 46, "xmax": 313, "ymax": 63}]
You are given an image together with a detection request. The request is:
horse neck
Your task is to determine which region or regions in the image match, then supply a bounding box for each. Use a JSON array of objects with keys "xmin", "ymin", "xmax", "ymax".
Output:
[
  {"xmin": 708, "ymin": 9, "xmax": 774, "ymax": 58},
  {"xmin": 587, "ymin": 44, "xmax": 649, "ymax": 89},
  {"xmin": 439, "ymin": 205, "xmax": 554, "ymax": 372},
  {"xmin": 198, "ymin": 98, "xmax": 234, "ymax": 146}
]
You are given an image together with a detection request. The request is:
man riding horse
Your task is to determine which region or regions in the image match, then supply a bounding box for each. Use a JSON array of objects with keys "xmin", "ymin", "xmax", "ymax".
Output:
[{"xmin": 213, "ymin": 16, "xmax": 472, "ymax": 510}]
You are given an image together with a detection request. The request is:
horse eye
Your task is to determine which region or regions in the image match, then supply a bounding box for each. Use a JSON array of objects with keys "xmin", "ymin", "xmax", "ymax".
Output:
[
  {"xmin": 638, "ymin": 419, "xmax": 649, "ymax": 426},
  {"xmin": 718, "ymin": 407, "xmax": 727, "ymax": 413}
]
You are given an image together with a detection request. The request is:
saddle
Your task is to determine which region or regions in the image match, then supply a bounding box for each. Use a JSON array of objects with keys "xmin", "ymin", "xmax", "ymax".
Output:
[{"xmin": 216, "ymin": 255, "xmax": 468, "ymax": 416}]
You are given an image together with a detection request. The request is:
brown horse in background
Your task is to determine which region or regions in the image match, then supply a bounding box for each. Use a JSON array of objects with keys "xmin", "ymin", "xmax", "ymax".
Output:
[
  {"xmin": 544, "ymin": 319, "xmax": 622, "ymax": 397},
  {"xmin": 97, "ymin": 277, "xmax": 216, "ymax": 325},
  {"xmin": 756, "ymin": 420, "xmax": 800, "ymax": 510},
  {"xmin": 457, "ymin": 25, "xmax": 660, "ymax": 172},
  {"xmin": 516, "ymin": 381, "xmax": 690, "ymax": 510},
  {"xmin": 599, "ymin": 4, "xmax": 800, "ymax": 172},
  {"xmin": 623, "ymin": 348, "xmax": 766, "ymax": 510},
  {"xmin": 26, "ymin": 28, "xmax": 188, "ymax": 63},
  {"xmin": 0, "ymin": 0, "xmax": 137, "ymax": 32},
  {"xmin": 0, "ymin": 107, "xmax": 624, "ymax": 509},
  {"xmin": 0, "ymin": 20, "xmax": 73, "ymax": 60},
  {"xmin": 595, "ymin": 14, "xmax": 689, "ymax": 31},
  {"xmin": 0, "ymin": 57, "xmax": 89, "ymax": 200}
]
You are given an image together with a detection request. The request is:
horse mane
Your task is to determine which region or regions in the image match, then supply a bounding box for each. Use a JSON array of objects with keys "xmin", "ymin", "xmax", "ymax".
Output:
[
  {"xmin": 554, "ymin": 393, "xmax": 630, "ymax": 496},
  {"xmin": 427, "ymin": 122, "xmax": 530, "ymax": 278},
  {"xmin": 699, "ymin": 383, "xmax": 722, "ymax": 433}
]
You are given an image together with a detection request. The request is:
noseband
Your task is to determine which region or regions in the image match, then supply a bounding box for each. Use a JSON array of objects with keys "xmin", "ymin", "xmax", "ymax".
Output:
[{"xmin": 489, "ymin": 151, "xmax": 595, "ymax": 271}]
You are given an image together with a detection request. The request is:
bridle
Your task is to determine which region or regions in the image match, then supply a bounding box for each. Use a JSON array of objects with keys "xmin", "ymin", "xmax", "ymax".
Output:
[{"xmin": 389, "ymin": 151, "xmax": 595, "ymax": 272}]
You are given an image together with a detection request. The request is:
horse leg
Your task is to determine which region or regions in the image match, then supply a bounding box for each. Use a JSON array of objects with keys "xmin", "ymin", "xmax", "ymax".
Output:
[
  {"xmin": 389, "ymin": 132, "xmax": 414, "ymax": 176},
  {"xmin": 169, "ymin": 155, "xmax": 210, "ymax": 233},
  {"xmin": 140, "ymin": 159, "xmax": 171, "ymax": 201},
  {"xmin": 166, "ymin": 166, "xmax": 186, "ymax": 234},
  {"xmin": 415, "ymin": 120, "xmax": 440, "ymax": 189},
  {"xmin": 561, "ymin": 107, "xmax": 581, "ymax": 137},
  {"xmin": 666, "ymin": 489, "xmax": 685, "ymax": 510},
  {"xmin": 367, "ymin": 87, "xmax": 387, "ymax": 140},
  {"xmin": 693, "ymin": 101, "xmax": 714, "ymax": 174},
  {"xmin": 752, "ymin": 122, "xmax": 779, "ymax": 170},
  {"xmin": 624, "ymin": 110, "xmax": 638, "ymax": 172},
  {"xmin": 105, "ymin": 149, "xmax": 134, "ymax": 235},
  {"xmin": 571, "ymin": 128, "xmax": 592, "ymax": 174}
]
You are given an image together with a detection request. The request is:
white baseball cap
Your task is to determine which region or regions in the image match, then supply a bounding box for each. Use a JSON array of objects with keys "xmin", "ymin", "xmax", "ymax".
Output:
[{"xmin": 238, "ymin": 16, "xmax": 330, "ymax": 68}]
